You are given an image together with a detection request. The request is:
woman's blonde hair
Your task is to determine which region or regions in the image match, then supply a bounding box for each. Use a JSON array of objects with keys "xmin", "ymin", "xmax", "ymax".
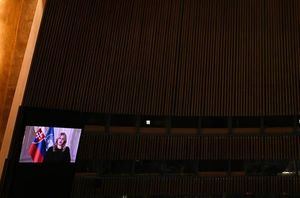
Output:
[{"xmin": 53, "ymin": 132, "xmax": 67, "ymax": 151}]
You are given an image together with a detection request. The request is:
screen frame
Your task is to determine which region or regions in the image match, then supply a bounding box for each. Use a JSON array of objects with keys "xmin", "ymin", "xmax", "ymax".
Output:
[{"xmin": 19, "ymin": 125, "xmax": 82, "ymax": 163}]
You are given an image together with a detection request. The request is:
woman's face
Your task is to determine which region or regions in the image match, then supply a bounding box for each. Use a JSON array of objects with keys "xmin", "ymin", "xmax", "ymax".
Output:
[{"xmin": 57, "ymin": 135, "xmax": 66, "ymax": 146}]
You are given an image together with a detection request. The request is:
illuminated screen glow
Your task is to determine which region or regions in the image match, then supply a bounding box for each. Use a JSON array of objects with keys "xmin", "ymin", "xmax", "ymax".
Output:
[{"xmin": 19, "ymin": 126, "xmax": 81, "ymax": 163}]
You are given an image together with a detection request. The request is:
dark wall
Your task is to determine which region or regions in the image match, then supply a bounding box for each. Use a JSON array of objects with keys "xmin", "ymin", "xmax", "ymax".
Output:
[{"xmin": 23, "ymin": 0, "xmax": 300, "ymax": 116}]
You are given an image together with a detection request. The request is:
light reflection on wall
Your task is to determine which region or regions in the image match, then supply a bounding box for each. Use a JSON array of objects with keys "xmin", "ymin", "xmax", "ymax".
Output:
[
  {"xmin": 0, "ymin": 0, "xmax": 42, "ymax": 179},
  {"xmin": 0, "ymin": 0, "xmax": 38, "ymax": 147},
  {"xmin": 0, "ymin": 0, "xmax": 22, "ymax": 147}
]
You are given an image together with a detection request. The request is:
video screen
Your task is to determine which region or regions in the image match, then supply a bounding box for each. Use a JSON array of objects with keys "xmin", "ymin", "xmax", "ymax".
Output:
[{"xmin": 19, "ymin": 126, "xmax": 81, "ymax": 163}]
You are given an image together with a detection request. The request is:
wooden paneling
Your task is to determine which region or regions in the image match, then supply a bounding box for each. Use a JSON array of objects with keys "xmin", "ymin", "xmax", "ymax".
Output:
[
  {"xmin": 23, "ymin": 0, "xmax": 300, "ymax": 116},
  {"xmin": 0, "ymin": 0, "xmax": 38, "ymax": 147}
]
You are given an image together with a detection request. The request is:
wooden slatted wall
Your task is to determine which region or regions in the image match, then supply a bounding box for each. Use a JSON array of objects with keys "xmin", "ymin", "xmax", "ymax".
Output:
[{"xmin": 23, "ymin": 0, "xmax": 300, "ymax": 116}]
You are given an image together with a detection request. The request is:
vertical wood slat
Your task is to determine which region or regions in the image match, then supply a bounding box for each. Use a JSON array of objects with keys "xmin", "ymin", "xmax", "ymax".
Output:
[{"xmin": 23, "ymin": 0, "xmax": 300, "ymax": 117}]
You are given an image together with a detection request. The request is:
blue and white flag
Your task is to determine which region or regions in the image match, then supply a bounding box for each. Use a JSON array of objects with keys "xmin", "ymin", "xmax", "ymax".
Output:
[{"xmin": 45, "ymin": 127, "xmax": 54, "ymax": 150}]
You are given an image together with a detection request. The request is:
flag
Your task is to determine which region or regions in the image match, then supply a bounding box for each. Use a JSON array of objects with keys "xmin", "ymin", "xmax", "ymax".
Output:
[
  {"xmin": 28, "ymin": 127, "xmax": 54, "ymax": 163},
  {"xmin": 45, "ymin": 127, "xmax": 54, "ymax": 150},
  {"xmin": 28, "ymin": 128, "xmax": 46, "ymax": 162}
]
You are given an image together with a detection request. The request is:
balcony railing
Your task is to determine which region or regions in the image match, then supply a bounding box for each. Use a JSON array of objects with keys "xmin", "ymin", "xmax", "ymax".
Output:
[
  {"xmin": 71, "ymin": 175, "xmax": 300, "ymax": 197},
  {"xmin": 77, "ymin": 135, "xmax": 300, "ymax": 160}
]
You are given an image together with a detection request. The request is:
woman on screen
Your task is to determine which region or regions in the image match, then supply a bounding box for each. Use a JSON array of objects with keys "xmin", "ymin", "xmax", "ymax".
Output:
[{"xmin": 44, "ymin": 132, "xmax": 71, "ymax": 163}]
